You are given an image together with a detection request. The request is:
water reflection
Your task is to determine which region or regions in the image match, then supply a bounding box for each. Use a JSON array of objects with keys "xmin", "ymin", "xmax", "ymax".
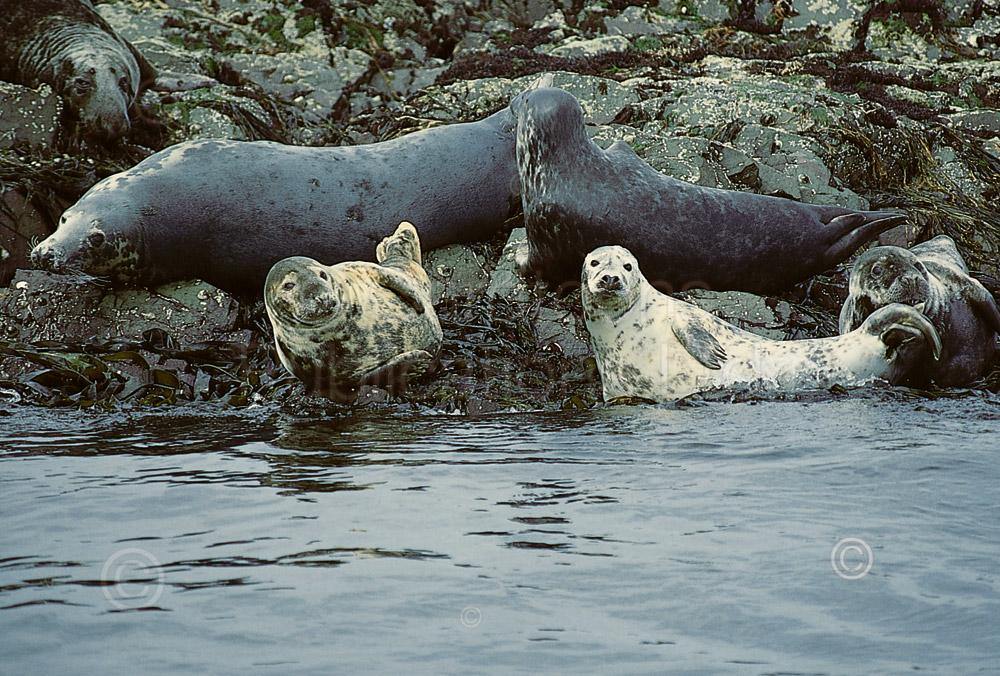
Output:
[{"xmin": 0, "ymin": 398, "xmax": 997, "ymax": 673}]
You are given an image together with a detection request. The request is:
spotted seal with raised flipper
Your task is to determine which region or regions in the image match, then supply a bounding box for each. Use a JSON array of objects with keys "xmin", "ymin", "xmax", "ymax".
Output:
[
  {"xmin": 840, "ymin": 235, "xmax": 1000, "ymax": 386},
  {"xmin": 581, "ymin": 245, "xmax": 941, "ymax": 402},
  {"xmin": 264, "ymin": 221, "xmax": 442, "ymax": 402}
]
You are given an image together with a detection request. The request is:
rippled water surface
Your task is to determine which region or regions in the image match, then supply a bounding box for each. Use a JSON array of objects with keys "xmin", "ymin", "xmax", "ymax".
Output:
[{"xmin": 2, "ymin": 396, "xmax": 999, "ymax": 674}]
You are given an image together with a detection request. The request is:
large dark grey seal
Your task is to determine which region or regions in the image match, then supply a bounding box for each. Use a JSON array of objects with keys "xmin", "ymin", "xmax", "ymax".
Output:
[
  {"xmin": 0, "ymin": 0, "xmax": 156, "ymax": 140},
  {"xmin": 30, "ymin": 107, "xmax": 519, "ymax": 294},
  {"xmin": 265, "ymin": 221, "xmax": 442, "ymax": 402},
  {"xmin": 581, "ymin": 245, "xmax": 941, "ymax": 402},
  {"xmin": 840, "ymin": 235, "xmax": 1000, "ymax": 386},
  {"xmin": 513, "ymin": 87, "xmax": 907, "ymax": 293}
]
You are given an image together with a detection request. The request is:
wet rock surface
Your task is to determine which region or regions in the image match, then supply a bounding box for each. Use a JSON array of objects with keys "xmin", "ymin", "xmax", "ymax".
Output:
[{"xmin": 1, "ymin": 0, "xmax": 999, "ymax": 410}]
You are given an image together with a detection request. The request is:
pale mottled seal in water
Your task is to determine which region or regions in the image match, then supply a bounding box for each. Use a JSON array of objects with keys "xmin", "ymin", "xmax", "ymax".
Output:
[
  {"xmin": 581, "ymin": 246, "xmax": 941, "ymax": 402},
  {"xmin": 512, "ymin": 87, "xmax": 907, "ymax": 293},
  {"xmin": 31, "ymin": 105, "xmax": 520, "ymax": 293},
  {"xmin": 840, "ymin": 235, "xmax": 1000, "ymax": 386},
  {"xmin": 265, "ymin": 221, "xmax": 443, "ymax": 401},
  {"xmin": 0, "ymin": 0, "xmax": 156, "ymax": 140}
]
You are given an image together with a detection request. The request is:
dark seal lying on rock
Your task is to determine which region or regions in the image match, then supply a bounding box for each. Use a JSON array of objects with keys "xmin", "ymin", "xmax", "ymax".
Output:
[
  {"xmin": 581, "ymin": 245, "xmax": 941, "ymax": 402},
  {"xmin": 0, "ymin": 0, "xmax": 156, "ymax": 140},
  {"xmin": 31, "ymin": 105, "xmax": 520, "ymax": 293},
  {"xmin": 513, "ymin": 87, "xmax": 907, "ymax": 294},
  {"xmin": 841, "ymin": 235, "xmax": 1000, "ymax": 386},
  {"xmin": 264, "ymin": 221, "xmax": 442, "ymax": 402}
]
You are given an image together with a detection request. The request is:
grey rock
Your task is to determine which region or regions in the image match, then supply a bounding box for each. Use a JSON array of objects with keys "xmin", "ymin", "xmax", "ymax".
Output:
[
  {"xmin": 943, "ymin": 110, "xmax": 1000, "ymax": 135},
  {"xmin": 534, "ymin": 306, "xmax": 591, "ymax": 358},
  {"xmin": 0, "ymin": 83, "xmax": 61, "ymax": 151},
  {"xmin": 678, "ymin": 290, "xmax": 798, "ymax": 341},
  {"xmin": 223, "ymin": 45, "xmax": 371, "ymax": 122},
  {"xmin": 487, "ymin": 228, "xmax": 534, "ymax": 303},
  {"xmin": 549, "ymin": 35, "xmax": 631, "ymax": 58},
  {"xmin": 0, "ymin": 189, "xmax": 56, "ymax": 287},
  {"xmin": 0, "ymin": 271, "xmax": 241, "ymax": 345},
  {"xmin": 423, "ymin": 245, "xmax": 491, "ymax": 303}
]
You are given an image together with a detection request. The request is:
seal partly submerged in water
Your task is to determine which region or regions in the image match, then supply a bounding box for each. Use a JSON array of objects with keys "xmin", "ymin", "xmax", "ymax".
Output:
[
  {"xmin": 581, "ymin": 245, "xmax": 941, "ymax": 402},
  {"xmin": 513, "ymin": 87, "xmax": 907, "ymax": 293},
  {"xmin": 265, "ymin": 221, "xmax": 442, "ymax": 402},
  {"xmin": 31, "ymin": 104, "xmax": 520, "ymax": 293},
  {"xmin": 840, "ymin": 235, "xmax": 1000, "ymax": 386}
]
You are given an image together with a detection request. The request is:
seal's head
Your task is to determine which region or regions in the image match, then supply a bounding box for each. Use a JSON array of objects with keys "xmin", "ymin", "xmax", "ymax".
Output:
[
  {"xmin": 56, "ymin": 52, "xmax": 136, "ymax": 140},
  {"xmin": 849, "ymin": 246, "xmax": 931, "ymax": 316},
  {"xmin": 511, "ymin": 87, "xmax": 588, "ymax": 161},
  {"xmin": 581, "ymin": 245, "xmax": 643, "ymax": 319},
  {"xmin": 265, "ymin": 257, "xmax": 344, "ymax": 327},
  {"xmin": 30, "ymin": 209, "xmax": 145, "ymax": 283}
]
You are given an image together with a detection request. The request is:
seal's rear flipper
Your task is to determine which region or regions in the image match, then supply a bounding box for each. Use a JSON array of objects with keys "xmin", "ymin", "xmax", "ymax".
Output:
[
  {"xmin": 866, "ymin": 303, "xmax": 942, "ymax": 362},
  {"xmin": 823, "ymin": 212, "xmax": 908, "ymax": 266},
  {"xmin": 360, "ymin": 349, "xmax": 435, "ymax": 395},
  {"xmin": 377, "ymin": 221, "xmax": 422, "ymax": 266}
]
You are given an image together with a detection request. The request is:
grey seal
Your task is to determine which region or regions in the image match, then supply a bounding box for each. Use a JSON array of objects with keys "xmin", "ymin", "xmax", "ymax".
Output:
[
  {"xmin": 30, "ymin": 105, "xmax": 520, "ymax": 294},
  {"xmin": 0, "ymin": 0, "xmax": 156, "ymax": 140},
  {"xmin": 265, "ymin": 221, "xmax": 443, "ymax": 402},
  {"xmin": 581, "ymin": 245, "xmax": 941, "ymax": 402},
  {"xmin": 840, "ymin": 235, "xmax": 1000, "ymax": 386},
  {"xmin": 512, "ymin": 87, "xmax": 907, "ymax": 293}
]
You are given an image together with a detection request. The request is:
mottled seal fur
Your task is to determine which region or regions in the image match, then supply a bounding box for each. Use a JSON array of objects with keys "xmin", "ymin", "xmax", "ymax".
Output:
[
  {"xmin": 513, "ymin": 87, "xmax": 907, "ymax": 293},
  {"xmin": 840, "ymin": 235, "xmax": 1000, "ymax": 386},
  {"xmin": 0, "ymin": 0, "xmax": 156, "ymax": 140},
  {"xmin": 581, "ymin": 246, "xmax": 941, "ymax": 402},
  {"xmin": 31, "ymin": 106, "xmax": 520, "ymax": 293},
  {"xmin": 265, "ymin": 221, "xmax": 442, "ymax": 401}
]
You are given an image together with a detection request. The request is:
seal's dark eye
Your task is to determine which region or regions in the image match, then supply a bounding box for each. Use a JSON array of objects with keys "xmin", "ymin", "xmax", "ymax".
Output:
[
  {"xmin": 590, "ymin": 259, "xmax": 599, "ymax": 267},
  {"xmin": 623, "ymin": 263, "xmax": 632, "ymax": 271},
  {"xmin": 318, "ymin": 270, "xmax": 329, "ymax": 281},
  {"xmin": 118, "ymin": 76, "xmax": 129, "ymax": 92},
  {"xmin": 282, "ymin": 281, "xmax": 295, "ymax": 291},
  {"xmin": 871, "ymin": 263, "xmax": 884, "ymax": 277},
  {"xmin": 87, "ymin": 231, "xmax": 105, "ymax": 247}
]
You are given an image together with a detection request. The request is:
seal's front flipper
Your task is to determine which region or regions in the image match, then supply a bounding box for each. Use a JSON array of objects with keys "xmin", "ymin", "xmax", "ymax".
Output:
[
  {"xmin": 377, "ymin": 221, "xmax": 422, "ymax": 266},
  {"xmin": 967, "ymin": 279, "xmax": 1000, "ymax": 335},
  {"xmin": 359, "ymin": 349, "xmax": 435, "ymax": 394},
  {"xmin": 376, "ymin": 268, "xmax": 428, "ymax": 315},
  {"xmin": 672, "ymin": 319, "xmax": 728, "ymax": 370}
]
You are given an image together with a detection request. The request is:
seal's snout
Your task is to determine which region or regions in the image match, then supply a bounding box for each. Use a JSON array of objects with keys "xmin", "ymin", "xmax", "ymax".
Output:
[
  {"xmin": 599, "ymin": 274, "xmax": 623, "ymax": 291},
  {"xmin": 31, "ymin": 242, "xmax": 63, "ymax": 272}
]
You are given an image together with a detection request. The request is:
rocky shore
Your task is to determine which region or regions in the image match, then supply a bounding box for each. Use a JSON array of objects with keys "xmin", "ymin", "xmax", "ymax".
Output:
[{"xmin": 1, "ymin": 0, "xmax": 999, "ymax": 412}]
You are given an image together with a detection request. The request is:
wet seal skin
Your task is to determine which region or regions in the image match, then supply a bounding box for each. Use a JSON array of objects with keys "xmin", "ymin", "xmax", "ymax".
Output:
[
  {"xmin": 841, "ymin": 235, "xmax": 1000, "ymax": 387},
  {"xmin": 581, "ymin": 245, "xmax": 942, "ymax": 402},
  {"xmin": 264, "ymin": 221, "xmax": 443, "ymax": 402},
  {"xmin": 30, "ymin": 101, "xmax": 521, "ymax": 293},
  {"xmin": 512, "ymin": 87, "xmax": 907, "ymax": 294},
  {"xmin": 0, "ymin": 0, "xmax": 157, "ymax": 141}
]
